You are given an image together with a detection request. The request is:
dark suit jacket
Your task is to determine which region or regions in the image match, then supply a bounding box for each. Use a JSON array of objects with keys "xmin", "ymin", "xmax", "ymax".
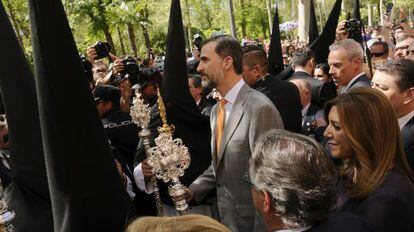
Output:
[
  {"xmin": 288, "ymin": 71, "xmax": 337, "ymax": 107},
  {"xmin": 345, "ymin": 74, "xmax": 371, "ymax": 93},
  {"xmin": 402, "ymin": 115, "xmax": 414, "ymax": 171},
  {"xmin": 302, "ymin": 103, "xmax": 321, "ymax": 135},
  {"xmin": 307, "ymin": 213, "xmax": 371, "ymax": 232},
  {"xmin": 254, "ymin": 74, "xmax": 302, "ymax": 133},
  {"xmin": 198, "ymin": 97, "xmax": 213, "ymax": 117},
  {"xmin": 334, "ymin": 167, "xmax": 414, "ymax": 232}
]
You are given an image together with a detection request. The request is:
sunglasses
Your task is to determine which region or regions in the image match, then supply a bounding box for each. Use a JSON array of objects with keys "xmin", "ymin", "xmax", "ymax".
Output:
[{"xmin": 370, "ymin": 52, "xmax": 385, "ymax": 57}]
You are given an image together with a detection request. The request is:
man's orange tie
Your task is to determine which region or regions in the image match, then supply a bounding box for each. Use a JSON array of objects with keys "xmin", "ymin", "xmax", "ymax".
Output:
[{"xmin": 216, "ymin": 99, "xmax": 226, "ymax": 154}]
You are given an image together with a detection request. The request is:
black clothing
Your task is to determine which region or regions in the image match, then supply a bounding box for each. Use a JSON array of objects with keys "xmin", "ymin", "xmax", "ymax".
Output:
[
  {"xmin": 345, "ymin": 74, "xmax": 371, "ymax": 93},
  {"xmin": 0, "ymin": 149, "xmax": 11, "ymax": 188},
  {"xmin": 187, "ymin": 59, "xmax": 200, "ymax": 75},
  {"xmin": 254, "ymin": 74, "xmax": 302, "ymax": 133},
  {"xmin": 307, "ymin": 213, "xmax": 371, "ymax": 232},
  {"xmin": 198, "ymin": 97, "xmax": 213, "ymax": 117},
  {"xmin": 102, "ymin": 110, "xmax": 139, "ymax": 168},
  {"xmin": 302, "ymin": 103, "xmax": 322, "ymax": 136},
  {"xmin": 334, "ymin": 167, "xmax": 414, "ymax": 232},
  {"xmin": 134, "ymin": 98, "xmax": 211, "ymax": 208},
  {"xmin": 288, "ymin": 71, "xmax": 337, "ymax": 107},
  {"xmin": 402, "ymin": 115, "xmax": 414, "ymax": 171}
]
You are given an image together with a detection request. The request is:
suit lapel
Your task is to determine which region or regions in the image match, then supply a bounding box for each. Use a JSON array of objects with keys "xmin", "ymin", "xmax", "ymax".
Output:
[
  {"xmin": 402, "ymin": 116, "xmax": 414, "ymax": 149},
  {"xmin": 216, "ymin": 84, "xmax": 249, "ymax": 169}
]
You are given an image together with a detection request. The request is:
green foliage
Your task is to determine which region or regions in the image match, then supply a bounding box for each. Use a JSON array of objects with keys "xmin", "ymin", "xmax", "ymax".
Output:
[{"xmin": 3, "ymin": 0, "xmax": 414, "ymax": 59}]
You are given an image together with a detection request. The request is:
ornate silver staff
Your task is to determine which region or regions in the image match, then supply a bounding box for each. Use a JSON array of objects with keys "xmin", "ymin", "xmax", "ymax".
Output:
[
  {"xmin": 0, "ymin": 180, "xmax": 15, "ymax": 232},
  {"xmin": 130, "ymin": 92, "xmax": 163, "ymax": 216},
  {"xmin": 146, "ymin": 90, "xmax": 191, "ymax": 215}
]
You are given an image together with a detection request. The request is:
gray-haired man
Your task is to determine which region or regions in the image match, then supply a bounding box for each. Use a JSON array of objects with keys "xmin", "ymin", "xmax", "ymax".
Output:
[{"xmin": 248, "ymin": 129, "xmax": 370, "ymax": 232}]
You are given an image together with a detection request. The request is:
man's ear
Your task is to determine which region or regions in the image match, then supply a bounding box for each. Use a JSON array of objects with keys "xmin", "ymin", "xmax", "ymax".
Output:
[
  {"xmin": 403, "ymin": 87, "xmax": 414, "ymax": 105},
  {"xmin": 262, "ymin": 191, "xmax": 273, "ymax": 213},
  {"xmin": 223, "ymin": 56, "xmax": 234, "ymax": 70}
]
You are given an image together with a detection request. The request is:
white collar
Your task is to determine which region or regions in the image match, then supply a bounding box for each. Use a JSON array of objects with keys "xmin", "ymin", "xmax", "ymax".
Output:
[
  {"xmin": 398, "ymin": 109, "xmax": 414, "ymax": 129},
  {"xmin": 343, "ymin": 72, "xmax": 365, "ymax": 92},
  {"xmin": 302, "ymin": 103, "xmax": 311, "ymax": 118},
  {"xmin": 223, "ymin": 79, "xmax": 245, "ymax": 105}
]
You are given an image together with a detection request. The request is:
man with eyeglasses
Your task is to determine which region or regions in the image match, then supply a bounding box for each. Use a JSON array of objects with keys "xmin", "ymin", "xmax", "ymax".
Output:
[
  {"xmin": 406, "ymin": 41, "xmax": 414, "ymax": 61},
  {"xmin": 394, "ymin": 34, "xmax": 414, "ymax": 59},
  {"xmin": 247, "ymin": 129, "xmax": 370, "ymax": 232}
]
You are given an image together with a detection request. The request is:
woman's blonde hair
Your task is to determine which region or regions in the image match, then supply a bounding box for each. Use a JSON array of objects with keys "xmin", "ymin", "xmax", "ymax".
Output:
[
  {"xmin": 325, "ymin": 88, "xmax": 414, "ymax": 198},
  {"xmin": 127, "ymin": 214, "xmax": 231, "ymax": 232}
]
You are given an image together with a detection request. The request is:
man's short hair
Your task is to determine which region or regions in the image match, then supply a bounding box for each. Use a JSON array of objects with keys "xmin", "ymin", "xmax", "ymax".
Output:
[
  {"xmin": 241, "ymin": 45, "xmax": 268, "ymax": 72},
  {"xmin": 395, "ymin": 34, "xmax": 414, "ymax": 44},
  {"xmin": 291, "ymin": 48, "xmax": 315, "ymax": 68},
  {"xmin": 370, "ymin": 41, "xmax": 389, "ymax": 56},
  {"xmin": 249, "ymin": 129, "xmax": 337, "ymax": 228},
  {"xmin": 376, "ymin": 59, "xmax": 414, "ymax": 91},
  {"xmin": 188, "ymin": 74, "xmax": 202, "ymax": 88},
  {"xmin": 201, "ymin": 35, "xmax": 243, "ymax": 74},
  {"xmin": 329, "ymin": 38, "xmax": 364, "ymax": 60}
]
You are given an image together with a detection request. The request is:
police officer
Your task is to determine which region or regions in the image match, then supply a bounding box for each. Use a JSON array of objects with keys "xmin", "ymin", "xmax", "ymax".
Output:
[{"xmin": 93, "ymin": 85, "xmax": 139, "ymax": 168}]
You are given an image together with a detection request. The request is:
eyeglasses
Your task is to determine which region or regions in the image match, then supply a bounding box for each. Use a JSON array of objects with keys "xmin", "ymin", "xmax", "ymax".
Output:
[
  {"xmin": 394, "ymin": 45, "xmax": 409, "ymax": 52},
  {"xmin": 370, "ymin": 52, "xmax": 385, "ymax": 57}
]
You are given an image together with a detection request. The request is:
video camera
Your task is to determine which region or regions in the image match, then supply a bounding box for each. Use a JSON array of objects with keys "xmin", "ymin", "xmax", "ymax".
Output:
[{"xmin": 345, "ymin": 18, "xmax": 362, "ymax": 41}]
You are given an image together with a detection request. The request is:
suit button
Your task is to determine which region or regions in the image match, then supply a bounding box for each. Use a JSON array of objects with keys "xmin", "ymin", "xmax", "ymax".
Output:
[{"xmin": 217, "ymin": 184, "xmax": 221, "ymax": 187}]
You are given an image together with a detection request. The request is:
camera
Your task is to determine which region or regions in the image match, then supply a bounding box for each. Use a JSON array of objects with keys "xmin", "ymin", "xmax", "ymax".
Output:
[
  {"xmin": 345, "ymin": 18, "xmax": 362, "ymax": 40},
  {"xmin": 94, "ymin": 41, "xmax": 111, "ymax": 59},
  {"xmin": 113, "ymin": 56, "xmax": 140, "ymax": 86},
  {"xmin": 193, "ymin": 34, "xmax": 203, "ymax": 51}
]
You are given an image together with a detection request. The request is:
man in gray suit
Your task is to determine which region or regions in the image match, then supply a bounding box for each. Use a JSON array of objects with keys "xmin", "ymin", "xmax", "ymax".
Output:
[{"xmin": 186, "ymin": 35, "xmax": 284, "ymax": 232}]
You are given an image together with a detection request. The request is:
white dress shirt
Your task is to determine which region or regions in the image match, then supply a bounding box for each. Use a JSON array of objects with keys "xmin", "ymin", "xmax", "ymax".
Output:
[
  {"xmin": 341, "ymin": 72, "xmax": 365, "ymax": 94},
  {"xmin": 398, "ymin": 109, "xmax": 414, "ymax": 129},
  {"xmin": 223, "ymin": 79, "xmax": 245, "ymax": 123},
  {"xmin": 133, "ymin": 79, "xmax": 246, "ymax": 194}
]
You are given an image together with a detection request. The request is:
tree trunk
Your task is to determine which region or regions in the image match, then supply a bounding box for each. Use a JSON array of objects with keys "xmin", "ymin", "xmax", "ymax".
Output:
[
  {"xmin": 4, "ymin": 0, "xmax": 24, "ymax": 48},
  {"xmin": 260, "ymin": 17, "xmax": 268, "ymax": 40},
  {"xmin": 240, "ymin": 0, "xmax": 247, "ymax": 38},
  {"xmin": 140, "ymin": 23, "xmax": 152, "ymax": 52},
  {"xmin": 140, "ymin": 7, "xmax": 152, "ymax": 52},
  {"xmin": 202, "ymin": 0, "xmax": 213, "ymax": 28},
  {"xmin": 97, "ymin": 0, "xmax": 116, "ymax": 55},
  {"xmin": 127, "ymin": 23, "xmax": 138, "ymax": 58},
  {"xmin": 117, "ymin": 27, "xmax": 126, "ymax": 55},
  {"xmin": 184, "ymin": 0, "xmax": 193, "ymax": 51},
  {"xmin": 227, "ymin": 0, "xmax": 237, "ymax": 38},
  {"xmin": 266, "ymin": 0, "xmax": 273, "ymax": 35},
  {"xmin": 298, "ymin": 0, "xmax": 310, "ymax": 42}
]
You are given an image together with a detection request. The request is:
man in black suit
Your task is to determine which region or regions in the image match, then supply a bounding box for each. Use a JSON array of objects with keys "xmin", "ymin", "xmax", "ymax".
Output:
[
  {"xmin": 328, "ymin": 39, "xmax": 370, "ymax": 94},
  {"xmin": 188, "ymin": 74, "xmax": 213, "ymax": 116},
  {"xmin": 242, "ymin": 46, "xmax": 302, "ymax": 133},
  {"xmin": 371, "ymin": 59, "xmax": 414, "ymax": 171},
  {"xmin": 288, "ymin": 48, "xmax": 337, "ymax": 106},
  {"xmin": 289, "ymin": 78, "xmax": 322, "ymax": 136}
]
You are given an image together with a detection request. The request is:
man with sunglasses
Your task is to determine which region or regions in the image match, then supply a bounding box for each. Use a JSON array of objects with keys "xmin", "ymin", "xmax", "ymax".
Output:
[
  {"xmin": 394, "ymin": 34, "xmax": 414, "ymax": 59},
  {"xmin": 406, "ymin": 41, "xmax": 414, "ymax": 61}
]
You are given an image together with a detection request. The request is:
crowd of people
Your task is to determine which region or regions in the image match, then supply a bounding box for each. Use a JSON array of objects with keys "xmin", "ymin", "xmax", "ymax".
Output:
[{"xmin": 2, "ymin": 1, "xmax": 414, "ymax": 231}]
